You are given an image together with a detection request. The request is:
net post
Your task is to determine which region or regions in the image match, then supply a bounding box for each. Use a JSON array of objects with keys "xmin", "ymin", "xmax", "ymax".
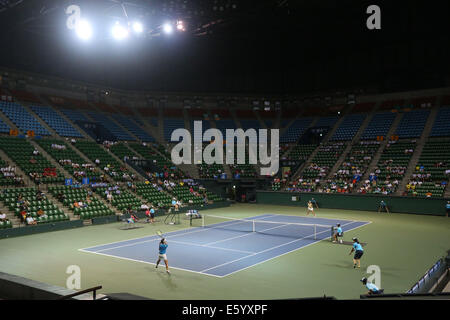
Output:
[
  {"xmin": 314, "ymin": 225, "xmax": 317, "ymax": 240},
  {"xmin": 202, "ymin": 214, "xmax": 205, "ymax": 228},
  {"xmin": 253, "ymin": 220, "xmax": 255, "ymax": 233}
]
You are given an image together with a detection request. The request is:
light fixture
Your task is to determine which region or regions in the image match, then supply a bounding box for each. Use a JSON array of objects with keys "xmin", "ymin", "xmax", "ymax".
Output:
[
  {"xmin": 75, "ymin": 20, "xmax": 92, "ymax": 40},
  {"xmin": 112, "ymin": 22, "xmax": 129, "ymax": 40}
]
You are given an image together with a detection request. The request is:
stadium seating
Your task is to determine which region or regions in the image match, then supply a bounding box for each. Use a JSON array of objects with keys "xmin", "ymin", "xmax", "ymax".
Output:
[
  {"xmin": 111, "ymin": 114, "xmax": 155, "ymax": 142},
  {"xmin": 280, "ymin": 117, "xmax": 314, "ymax": 143},
  {"xmin": 0, "ymin": 116, "xmax": 10, "ymax": 133},
  {"xmin": 331, "ymin": 114, "xmax": 366, "ymax": 141},
  {"xmin": 48, "ymin": 185, "xmax": 114, "ymax": 219},
  {"xmin": 163, "ymin": 118, "xmax": 185, "ymax": 142},
  {"xmin": 0, "ymin": 101, "xmax": 50, "ymax": 136},
  {"xmin": 35, "ymin": 139, "xmax": 102, "ymax": 182},
  {"xmin": 30, "ymin": 105, "xmax": 83, "ymax": 137},
  {"xmin": 73, "ymin": 140, "xmax": 132, "ymax": 181},
  {"xmin": 0, "ymin": 137, "xmax": 64, "ymax": 184},
  {"xmin": 0, "ymin": 187, "xmax": 68, "ymax": 224},
  {"xmin": 395, "ymin": 109, "xmax": 430, "ymax": 138},
  {"xmin": 405, "ymin": 140, "xmax": 450, "ymax": 197},
  {"xmin": 87, "ymin": 111, "xmax": 135, "ymax": 141},
  {"xmin": 95, "ymin": 185, "xmax": 143, "ymax": 211},
  {"xmin": 430, "ymin": 107, "xmax": 450, "ymax": 137},
  {"xmin": 300, "ymin": 142, "xmax": 346, "ymax": 180},
  {"xmin": 135, "ymin": 182, "xmax": 174, "ymax": 208},
  {"xmin": 361, "ymin": 112, "xmax": 396, "ymax": 140}
]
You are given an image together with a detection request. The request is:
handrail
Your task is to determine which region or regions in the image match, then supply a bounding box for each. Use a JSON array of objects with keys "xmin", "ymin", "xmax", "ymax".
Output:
[{"xmin": 57, "ymin": 286, "xmax": 102, "ymax": 300}]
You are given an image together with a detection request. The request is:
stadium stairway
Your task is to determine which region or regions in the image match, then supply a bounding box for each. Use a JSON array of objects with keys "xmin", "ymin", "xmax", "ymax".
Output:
[
  {"xmin": 0, "ymin": 149, "xmax": 34, "ymax": 186},
  {"xmin": 44, "ymin": 192, "xmax": 77, "ymax": 221},
  {"xmin": 107, "ymin": 113, "xmax": 142, "ymax": 143},
  {"xmin": 0, "ymin": 106, "xmax": 18, "ymax": 132},
  {"xmin": 360, "ymin": 111, "xmax": 404, "ymax": 183},
  {"xmin": 324, "ymin": 106, "xmax": 379, "ymax": 181},
  {"xmin": 290, "ymin": 107, "xmax": 350, "ymax": 180},
  {"xmin": 280, "ymin": 117, "xmax": 319, "ymax": 161},
  {"xmin": 37, "ymin": 94, "xmax": 93, "ymax": 140},
  {"xmin": 28, "ymin": 139, "xmax": 76, "ymax": 181},
  {"xmin": 0, "ymin": 202, "xmax": 21, "ymax": 227},
  {"xmin": 99, "ymin": 143, "xmax": 145, "ymax": 182},
  {"xmin": 19, "ymin": 103, "xmax": 59, "ymax": 137},
  {"xmin": 396, "ymin": 105, "xmax": 440, "ymax": 195}
]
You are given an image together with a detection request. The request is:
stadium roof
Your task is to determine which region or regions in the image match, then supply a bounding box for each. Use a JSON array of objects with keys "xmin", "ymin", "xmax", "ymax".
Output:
[{"xmin": 0, "ymin": 0, "xmax": 449, "ymax": 95}]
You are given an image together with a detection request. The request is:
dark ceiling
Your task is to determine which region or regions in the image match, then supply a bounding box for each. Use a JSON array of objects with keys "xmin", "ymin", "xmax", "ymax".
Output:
[{"xmin": 0, "ymin": 0, "xmax": 449, "ymax": 95}]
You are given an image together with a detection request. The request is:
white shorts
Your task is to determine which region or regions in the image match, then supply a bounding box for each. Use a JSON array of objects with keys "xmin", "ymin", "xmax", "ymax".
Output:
[
  {"xmin": 308, "ymin": 207, "xmax": 314, "ymax": 211},
  {"xmin": 158, "ymin": 254, "xmax": 167, "ymax": 260}
]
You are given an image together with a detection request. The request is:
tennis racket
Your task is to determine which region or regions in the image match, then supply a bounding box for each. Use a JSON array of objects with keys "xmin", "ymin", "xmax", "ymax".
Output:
[{"xmin": 156, "ymin": 230, "xmax": 165, "ymax": 239}]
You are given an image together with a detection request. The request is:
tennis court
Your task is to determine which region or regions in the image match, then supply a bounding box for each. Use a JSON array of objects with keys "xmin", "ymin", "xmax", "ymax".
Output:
[{"xmin": 79, "ymin": 214, "xmax": 370, "ymax": 277}]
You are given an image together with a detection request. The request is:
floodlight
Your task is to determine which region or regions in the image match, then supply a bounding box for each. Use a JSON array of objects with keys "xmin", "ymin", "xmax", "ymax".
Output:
[
  {"xmin": 163, "ymin": 23, "xmax": 173, "ymax": 34},
  {"xmin": 133, "ymin": 22, "xmax": 144, "ymax": 33},
  {"xmin": 112, "ymin": 22, "xmax": 129, "ymax": 40},
  {"xmin": 75, "ymin": 20, "xmax": 92, "ymax": 40}
]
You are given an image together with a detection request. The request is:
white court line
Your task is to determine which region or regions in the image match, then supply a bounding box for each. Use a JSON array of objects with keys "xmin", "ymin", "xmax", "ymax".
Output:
[
  {"xmin": 167, "ymin": 239, "xmax": 256, "ymax": 255},
  {"xmin": 204, "ymin": 221, "xmax": 307, "ymax": 246},
  {"xmin": 80, "ymin": 213, "xmax": 275, "ymax": 252},
  {"xmin": 78, "ymin": 214, "xmax": 371, "ymax": 278},
  {"xmin": 77, "ymin": 248, "xmax": 222, "ymax": 278},
  {"xmin": 219, "ymin": 220, "xmax": 372, "ymax": 278},
  {"xmin": 90, "ymin": 218, "xmax": 269, "ymax": 253},
  {"xmin": 200, "ymin": 220, "xmax": 363, "ymax": 274}
]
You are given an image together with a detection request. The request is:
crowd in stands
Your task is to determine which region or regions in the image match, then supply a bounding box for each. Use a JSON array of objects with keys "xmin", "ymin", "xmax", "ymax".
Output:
[{"xmin": 0, "ymin": 162, "xmax": 24, "ymax": 186}]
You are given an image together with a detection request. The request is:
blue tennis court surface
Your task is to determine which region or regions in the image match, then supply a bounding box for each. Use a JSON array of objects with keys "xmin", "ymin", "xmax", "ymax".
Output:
[{"xmin": 79, "ymin": 214, "xmax": 370, "ymax": 277}]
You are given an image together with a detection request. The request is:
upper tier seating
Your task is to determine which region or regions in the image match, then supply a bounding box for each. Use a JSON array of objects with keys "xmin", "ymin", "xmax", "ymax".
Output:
[
  {"xmin": 30, "ymin": 105, "xmax": 83, "ymax": 137},
  {"xmin": 430, "ymin": 107, "xmax": 450, "ymax": 137},
  {"xmin": 280, "ymin": 117, "xmax": 314, "ymax": 143},
  {"xmin": 0, "ymin": 101, "xmax": 50, "ymax": 136},
  {"xmin": 163, "ymin": 119, "xmax": 185, "ymax": 142},
  {"xmin": 60, "ymin": 108, "xmax": 89, "ymax": 122},
  {"xmin": 361, "ymin": 112, "xmax": 396, "ymax": 140},
  {"xmin": 87, "ymin": 111, "xmax": 135, "ymax": 141},
  {"xmin": 0, "ymin": 117, "xmax": 10, "ymax": 133},
  {"xmin": 111, "ymin": 114, "xmax": 155, "ymax": 142},
  {"xmin": 395, "ymin": 109, "xmax": 430, "ymax": 138},
  {"xmin": 331, "ymin": 114, "xmax": 366, "ymax": 141}
]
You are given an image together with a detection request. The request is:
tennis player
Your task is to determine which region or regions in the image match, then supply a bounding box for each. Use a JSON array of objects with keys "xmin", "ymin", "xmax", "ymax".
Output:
[
  {"xmin": 306, "ymin": 201, "xmax": 315, "ymax": 216},
  {"xmin": 332, "ymin": 223, "xmax": 343, "ymax": 243},
  {"xmin": 360, "ymin": 277, "xmax": 384, "ymax": 295},
  {"xmin": 155, "ymin": 238, "xmax": 170, "ymax": 274},
  {"xmin": 349, "ymin": 237, "xmax": 364, "ymax": 268},
  {"xmin": 378, "ymin": 200, "xmax": 390, "ymax": 213}
]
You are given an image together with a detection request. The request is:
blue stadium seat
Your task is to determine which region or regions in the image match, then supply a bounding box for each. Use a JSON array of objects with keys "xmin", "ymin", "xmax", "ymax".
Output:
[
  {"xmin": 430, "ymin": 107, "xmax": 450, "ymax": 137},
  {"xmin": 87, "ymin": 111, "xmax": 135, "ymax": 141},
  {"xmin": 30, "ymin": 105, "xmax": 83, "ymax": 137},
  {"xmin": 0, "ymin": 101, "xmax": 50, "ymax": 136},
  {"xmin": 111, "ymin": 114, "xmax": 155, "ymax": 142},
  {"xmin": 361, "ymin": 112, "xmax": 396, "ymax": 140},
  {"xmin": 279, "ymin": 117, "xmax": 314, "ymax": 143},
  {"xmin": 331, "ymin": 114, "xmax": 366, "ymax": 141},
  {"xmin": 395, "ymin": 109, "xmax": 430, "ymax": 138}
]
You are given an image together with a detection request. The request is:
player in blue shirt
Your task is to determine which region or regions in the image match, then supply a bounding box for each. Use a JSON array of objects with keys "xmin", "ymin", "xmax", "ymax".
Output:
[
  {"xmin": 155, "ymin": 238, "xmax": 170, "ymax": 274},
  {"xmin": 349, "ymin": 237, "xmax": 364, "ymax": 268},
  {"xmin": 360, "ymin": 277, "xmax": 384, "ymax": 295},
  {"xmin": 378, "ymin": 200, "xmax": 390, "ymax": 213},
  {"xmin": 332, "ymin": 223, "xmax": 343, "ymax": 243}
]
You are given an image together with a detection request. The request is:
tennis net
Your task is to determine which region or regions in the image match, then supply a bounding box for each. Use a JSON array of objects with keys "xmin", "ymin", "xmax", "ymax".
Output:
[{"xmin": 191, "ymin": 214, "xmax": 334, "ymax": 241}]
